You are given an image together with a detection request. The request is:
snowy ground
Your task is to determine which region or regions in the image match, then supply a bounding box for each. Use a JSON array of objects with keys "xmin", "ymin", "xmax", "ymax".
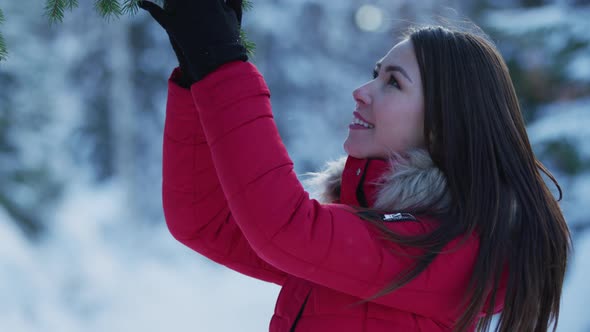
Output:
[{"xmin": 0, "ymin": 179, "xmax": 280, "ymax": 332}]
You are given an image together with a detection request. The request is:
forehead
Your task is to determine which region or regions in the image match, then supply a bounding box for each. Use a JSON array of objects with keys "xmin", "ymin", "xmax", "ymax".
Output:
[{"xmin": 377, "ymin": 39, "xmax": 419, "ymax": 75}]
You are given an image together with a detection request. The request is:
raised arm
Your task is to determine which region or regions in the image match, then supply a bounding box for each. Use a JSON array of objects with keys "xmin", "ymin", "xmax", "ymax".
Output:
[
  {"xmin": 163, "ymin": 67, "xmax": 287, "ymax": 285},
  {"xmin": 139, "ymin": 0, "xmax": 286, "ymax": 285}
]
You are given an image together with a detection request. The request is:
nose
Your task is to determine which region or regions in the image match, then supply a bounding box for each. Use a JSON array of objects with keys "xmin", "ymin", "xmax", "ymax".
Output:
[{"xmin": 352, "ymin": 83, "xmax": 371, "ymax": 107}]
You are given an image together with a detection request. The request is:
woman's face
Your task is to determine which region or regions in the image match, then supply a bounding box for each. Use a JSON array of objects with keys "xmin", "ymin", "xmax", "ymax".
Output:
[{"xmin": 344, "ymin": 39, "xmax": 425, "ymax": 159}]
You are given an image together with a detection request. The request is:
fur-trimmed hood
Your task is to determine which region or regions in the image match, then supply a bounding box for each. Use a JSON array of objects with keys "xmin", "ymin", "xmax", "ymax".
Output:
[{"xmin": 305, "ymin": 149, "xmax": 451, "ymax": 214}]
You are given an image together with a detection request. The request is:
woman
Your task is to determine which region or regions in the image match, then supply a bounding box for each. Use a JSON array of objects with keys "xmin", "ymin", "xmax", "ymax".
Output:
[{"xmin": 140, "ymin": 0, "xmax": 571, "ymax": 331}]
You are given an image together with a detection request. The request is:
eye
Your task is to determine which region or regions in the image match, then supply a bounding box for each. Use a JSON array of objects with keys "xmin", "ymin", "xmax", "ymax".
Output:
[
  {"xmin": 388, "ymin": 75, "xmax": 400, "ymax": 89},
  {"xmin": 372, "ymin": 69, "xmax": 378, "ymax": 79}
]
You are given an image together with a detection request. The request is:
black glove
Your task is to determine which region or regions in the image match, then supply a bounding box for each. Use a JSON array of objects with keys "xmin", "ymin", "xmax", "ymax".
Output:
[
  {"xmin": 161, "ymin": 1, "xmax": 194, "ymax": 88},
  {"xmin": 139, "ymin": 0, "xmax": 248, "ymax": 83}
]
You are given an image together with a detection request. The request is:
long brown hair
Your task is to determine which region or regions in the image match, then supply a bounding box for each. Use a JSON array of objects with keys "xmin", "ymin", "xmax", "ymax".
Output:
[{"xmin": 355, "ymin": 25, "xmax": 572, "ymax": 332}]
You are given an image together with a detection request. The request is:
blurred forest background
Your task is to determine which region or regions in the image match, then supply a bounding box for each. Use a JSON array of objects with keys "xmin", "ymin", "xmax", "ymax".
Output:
[{"xmin": 0, "ymin": 0, "xmax": 588, "ymax": 331}]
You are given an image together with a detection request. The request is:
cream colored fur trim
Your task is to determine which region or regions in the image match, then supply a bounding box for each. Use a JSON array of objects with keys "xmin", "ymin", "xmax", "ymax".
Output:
[{"xmin": 304, "ymin": 149, "xmax": 450, "ymax": 214}]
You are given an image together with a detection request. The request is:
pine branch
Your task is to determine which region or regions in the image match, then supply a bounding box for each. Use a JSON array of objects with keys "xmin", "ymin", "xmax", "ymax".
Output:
[
  {"xmin": 241, "ymin": 0, "xmax": 255, "ymax": 57},
  {"xmin": 240, "ymin": 29, "xmax": 255, "ymax": 58},
  {"xmin": 121, "ymin": 0, "xmax": 142, "ymax": 15},
  {"xmin": 1, "ymin": 0, "xmax": 257, "ymax": 63},
  {"xmin": 95, "ymin": 0, "xmax": 122, "ymax": 20},
  {"xmin": 45, "ymin": 0, "xmax": 67, "ymax": 24},
  {"xmin": 0, "ymin": 35, "xmax": 7, "ymax": 61},
  {"xmin": 65, "ymin": 0, "xmax": 78, "ymax": 11},
  {"xmin": 45, "ymin": 0, "xmax": 79, "ymax": 24},
  {"xmin": 0, "ymin": 7, "xmax": 6, "ymax": 61}
]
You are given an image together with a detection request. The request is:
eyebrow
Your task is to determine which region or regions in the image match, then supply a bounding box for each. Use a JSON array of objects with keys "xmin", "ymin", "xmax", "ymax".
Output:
[{"xmin": 375, "ymin": 61, "xmax": 413, "ymax": 83}]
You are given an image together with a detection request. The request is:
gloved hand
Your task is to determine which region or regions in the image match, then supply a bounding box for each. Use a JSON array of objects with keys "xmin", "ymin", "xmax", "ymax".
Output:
[{"xmin": 139, "ymin": 0, "xmax": 248, "ymax": 83}]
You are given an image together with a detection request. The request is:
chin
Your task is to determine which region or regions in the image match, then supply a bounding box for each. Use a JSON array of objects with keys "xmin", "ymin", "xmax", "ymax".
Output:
[{"xmin": 343, "ymin": 141, "xmax": 371, "ymax": 159}]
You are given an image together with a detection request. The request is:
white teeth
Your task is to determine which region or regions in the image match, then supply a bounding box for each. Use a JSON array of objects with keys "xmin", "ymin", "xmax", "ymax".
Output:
[{"xmin": 351, "ymin": 117, "xmax": 374, "ymax": 128}]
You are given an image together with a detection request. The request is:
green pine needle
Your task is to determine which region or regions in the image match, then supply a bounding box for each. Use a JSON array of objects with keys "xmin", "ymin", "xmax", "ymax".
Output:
[
  {"xmin": 243, "ymin": 0, "xmax": 254, "ymax": 12},
  {"xmin": 0, "ymin": 8, "xmax": 5, "ymax": 61},
  {"xmin": 95, "ymin": 0, "xmax": 122, "ymax": 20},
  {"xmin": 121, "ymin": 0, "xmax": 142, "ymax": 15},
  {"xmin": 240, "ymin": 29, "xmax": 255, "ymax": 58},
  {"xmin": 0, "ymin": 34, "xmax": 6, "ymax": 62},
  {"xmin": 45, "ymin": 0, "xmax": 66, "ymax": 24},
  {"xmin": 65, "ymin": 0, "xmax": 79, "ymax": 11},
  {"xmin": 241, "ymin": 0, "xmax": 255, "ymax": 56}
]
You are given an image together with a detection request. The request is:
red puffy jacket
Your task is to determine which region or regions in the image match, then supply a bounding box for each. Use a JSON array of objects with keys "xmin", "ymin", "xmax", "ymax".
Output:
[{"xmin": 162, "ymin": 62, "xmax": 504, "ymax": 331}]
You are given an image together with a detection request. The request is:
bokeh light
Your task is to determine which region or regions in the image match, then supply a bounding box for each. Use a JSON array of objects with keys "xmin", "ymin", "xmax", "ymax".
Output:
[{"xmin": 355, "ymin": 4, "xmax": 384, "ymax": 32}]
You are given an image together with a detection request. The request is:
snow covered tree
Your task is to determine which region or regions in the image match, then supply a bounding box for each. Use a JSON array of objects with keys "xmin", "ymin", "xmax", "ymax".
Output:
[
  {"xmin": 0, "ymin": 3, "xmax": 68, "ymax": 238},
  {"xmin": 482, "ymin": 5, "xmax": 590, "ymax": 329},
  {"xmin": 482, "ymin": 2, "xmax": 590, "ymax": 227}
]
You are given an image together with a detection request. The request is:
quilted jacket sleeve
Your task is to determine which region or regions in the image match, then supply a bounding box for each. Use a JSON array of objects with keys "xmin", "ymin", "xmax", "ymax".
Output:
[
  {"xmin": 162, "ymin": 68, "xmax": 288, "ymax": 286},
  {"xmin": 191, "ymin": 61, "xmax": 482, "ymax": 320}
]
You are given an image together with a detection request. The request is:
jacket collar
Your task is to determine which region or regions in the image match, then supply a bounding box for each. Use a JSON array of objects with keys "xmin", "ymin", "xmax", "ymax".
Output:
[
  {"xmin": 340, "ymin": 157, "xmax": 390, "ymax": 207},
  {"xmin": 306, "ymin": 149, "xmax": 451, "ymax": 214}
]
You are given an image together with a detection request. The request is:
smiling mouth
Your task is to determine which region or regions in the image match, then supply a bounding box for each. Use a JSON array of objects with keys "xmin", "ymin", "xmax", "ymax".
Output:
[{"xmin": 350, "ymin": 111, "xmax": 375, "ymax": 129}]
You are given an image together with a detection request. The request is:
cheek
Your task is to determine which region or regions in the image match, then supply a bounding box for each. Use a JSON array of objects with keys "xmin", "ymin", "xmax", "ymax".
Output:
[{"xmin": 375, "ymin": 104, "xmax": 424, "ymax": 150}]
